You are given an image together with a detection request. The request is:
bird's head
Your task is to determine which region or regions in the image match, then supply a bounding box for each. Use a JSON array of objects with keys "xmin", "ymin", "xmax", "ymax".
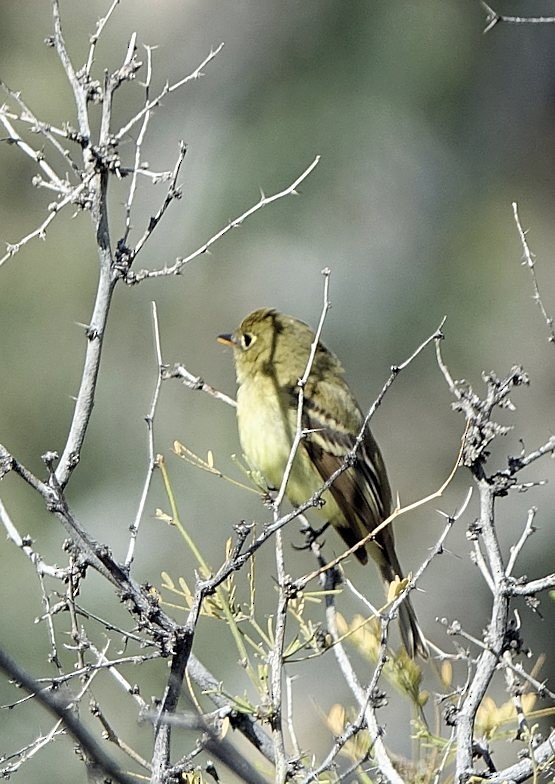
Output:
[{"xmin": 218, "ymin": 308, "xmax": 316, "ymax": 384}]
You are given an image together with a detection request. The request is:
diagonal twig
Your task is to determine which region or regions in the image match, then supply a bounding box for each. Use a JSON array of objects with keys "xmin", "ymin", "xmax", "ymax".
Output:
[
  {"xmin": 512, "ymin": 202, "xmax": 555, "ymax": 346},
  {"xmin": 129, "ymin": 155, "xmax": 321, "ymax": 281}
]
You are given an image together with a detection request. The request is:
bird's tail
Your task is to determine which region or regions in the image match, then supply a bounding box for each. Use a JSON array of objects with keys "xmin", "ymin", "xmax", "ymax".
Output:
[
  {"xmin": 379, "ymin": 562, "xmax": 428, "ymax": 659},
  {"xmin": 397, "ymin": 593, "xmax": 428, "ymax": 659}
]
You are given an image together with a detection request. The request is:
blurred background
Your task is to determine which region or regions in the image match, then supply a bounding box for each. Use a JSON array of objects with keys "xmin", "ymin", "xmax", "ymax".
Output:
[{"xmin": 1, "ymin": 1, "xmax": 554, "ymax": 781}]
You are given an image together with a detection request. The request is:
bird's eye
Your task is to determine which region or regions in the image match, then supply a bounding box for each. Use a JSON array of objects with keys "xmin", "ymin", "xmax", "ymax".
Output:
[{"xmin": 241, "ymin": 333, "xmax": 255, "ymax": 350}]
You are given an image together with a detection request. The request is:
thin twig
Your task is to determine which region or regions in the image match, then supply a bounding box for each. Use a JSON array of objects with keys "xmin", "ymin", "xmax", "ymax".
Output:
[
  {"xmin": 274, "ymin": 267, "xmax": 331, "ymax": 509},
  {"xmin": 0, "ymin": 106, "xmax": 69, "ymax": 191},
  {"xmin": 52, "ymin": 0, "xmax": 91, "ymax": 139},
  {"xmin": 481, "ymin": 2, "xmax": 555, "ymax": 34},
  {"xmin": 38, "ymin": 569, "xmax": 62, "ymax": 669},
  {"xmin": 506, "ymin": 507, "xmax": 536, "ymax": 577},
  {"xmin": 502, "ymin": 650, "xmax": 530, "ymax": 742},
  {"xmin": 85, "ymin": 0, "xmax": 122, "ymax": 76},
  {"xmin": 128, "ymin": 141, "xmax": 187, "ymax": 264},
  {"xmin": 125, "ymin": 301, "xmax": 165, "ymax": 567},
  {"xmin": 505, "ymin": 574, "xmax": 555, "ymax": 596},
  {"xmin": 0, "ymin": 646, "xmax": 138, "ymax": 784},
  {"xmin": 122, "ymin": 42, "xmax": 155, "ymax": 248},
  {"xmin": 130, "ymin": 155, "xmax": 321, "ymax": 280},
  {"xmin": 267, "ymin": 270, "xmax": 332, "ymax": 782},
  {"xmin": 0, "ymin": 498, "xmax": 67, "ymax": 579},
  {"xmin": 484, "ymin": 728, "xmax": 555, "ymax": 784},
  {"xmin": 504, "ymin": 660, "xmax": 555, "ymax": 702},
  {"xmin": 269, "ymin": 529, "xmax": 289, "ymax": 784},
  {"xmin": 471, "ymin": 539, "xmax": 495, "ymax": 593},
  {"xmin": 115, "ymin": 43, "xmax": 225, "ymax": 142},
  {"xmin": 512, "ymin": 202, "xmax": 555, "ymax": 346},
  {"xmin": 35, "ymin": 653, "xmax": 160, "ymax": 692},
  {"xmin": 91, "ymin": 698, "xmax": 151, "ymax": 772},
  {"xmin": 294, "ymin": 412, "xmax": 464, "ymax": 592},
  {"xmin": 0, "ymin": 103, "xmax": 78, "ymax": 142},
  {"xmin": 0, "ymin": 80, "xmax": 80, "ymax": 173},
  {"xmin": 0, "ymin": 729, "xmax": 66, "ymax": 777},
  {"xmin": 0, "ymin": 178, "xmax": 89, "ymax": 268},
  {"xmin": 285, "ymin": 675, "xmax": 301, "ymax": 759},
  {"xmin": 166, "ymin": 364, "xmax": 237, "ymax": 407}
]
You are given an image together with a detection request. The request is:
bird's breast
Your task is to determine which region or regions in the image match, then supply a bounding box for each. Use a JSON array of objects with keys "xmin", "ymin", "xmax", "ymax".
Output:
[
  {"xmin": 236, "ymin": 378, "xmax": 294, "ymax": 490},
  {"xmin": 235, "ymin": 377, "xmax": 342, "ymax": 520}
]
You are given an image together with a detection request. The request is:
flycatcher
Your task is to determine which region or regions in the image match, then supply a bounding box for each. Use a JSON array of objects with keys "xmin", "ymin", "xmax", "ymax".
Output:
[{"xmin": 219, "ymin": 307, "xmax": 427, "ymax": 658}]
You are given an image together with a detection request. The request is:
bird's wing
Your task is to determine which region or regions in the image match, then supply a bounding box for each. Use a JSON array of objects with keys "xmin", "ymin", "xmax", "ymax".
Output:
[{"xmin": 300, "ymin": 391, "xmax": 394, "ymax": 566}]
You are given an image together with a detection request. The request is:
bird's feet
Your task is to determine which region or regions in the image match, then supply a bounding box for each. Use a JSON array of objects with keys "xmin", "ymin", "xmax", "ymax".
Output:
[{"xmin": 292, "ymin": 520, "xmax": 330, "ymax": 552}]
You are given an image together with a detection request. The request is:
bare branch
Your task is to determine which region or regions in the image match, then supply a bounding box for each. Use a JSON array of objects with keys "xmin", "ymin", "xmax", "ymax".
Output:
[
  {"xmin": 266, "ymin": 270, "xmax": 333, "ymax": 782},
  {"xmin": 274, "ymin": 266, "xmax": 331, "ymax": 509},
  {"xmin": 285, "ymin": 675, "xmax": 302, "ymax": 760},
  {"xmin": 115, "ymin": 42, "xmax": 225, "ymax": 142},
  {"xmin": 121, "ymin": 42, "xmax": 155, "ymax": 249},
  {"xmin": 0, "ymin": 498, "xmax": 67, "ymax": 579},
  {"xmin": 484, "ymin": 728, "xmax": 555, "ymax": 784},
  {"xmin": 0, "ymin": 646, "xmax": 139, "ymax": 784},
  {"xmin": 0, "ymin": 80, "xmax": 80, "ymax": 173},
  {"xmin": 310, "ymin": 569, "xmax": 403, "ymax": 784},
  {"xmin": 504, "ymin": 660, "xmax": 555, "ymax": 702},
  {"xmin": 481, "ymin": 2, "xmax": 555, "ymax": 34},
  {"xmin": 55, "ymin": 266, "xmax": 117, "ymax": 488},
  {"xmin": 0, "ymin": 178, "xmax": 90, "ymax": 268},
  {"xmin": 268, "ymin": 530, "xmax": 289, "ymax": 783},
  {"xmin": 125, "ymin": 301, "xmax": 165, "ymax": 567},
  {"xmin": 127, "ymin": 141, "xmax": 187, "ymax": 266},
  {"xmin": 128, "ymin": 155, "xmax": 321, "ymax": 281},
  {"xmin": 0, "ymin": 104, "xmax": 69, "ymax": 192},
  {"xmin": 512, "ymin": 202, "xmax": 555, "ymax": 346},
  {"xmin": 505, "ymin": 574, "xmax": 555, "ymax": 596},
  {"xmin": 85, "ymin": 0, "xmax": 122, "ymax": 76},
  {"xmin": 506, "ymin": 507, "xmax": 537, "ymax": 576},
  {"xmin": 52, "ymin": 0, "xmax": 91, "ymax": 139},
  {"xmin": 165, "ymin": 363, "xmax": 237, "ymax": 407}
]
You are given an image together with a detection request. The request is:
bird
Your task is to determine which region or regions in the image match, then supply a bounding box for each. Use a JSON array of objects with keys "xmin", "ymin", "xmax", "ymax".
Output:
[{"xmin": 218, "ymin": 307, "xmax": 427, "ymax": 658}]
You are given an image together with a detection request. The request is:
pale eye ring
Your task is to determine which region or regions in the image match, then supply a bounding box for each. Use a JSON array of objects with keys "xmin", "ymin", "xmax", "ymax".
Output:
[{"xmin": 241, "ymin": 333, "xmax": 255, "ymax": 349}]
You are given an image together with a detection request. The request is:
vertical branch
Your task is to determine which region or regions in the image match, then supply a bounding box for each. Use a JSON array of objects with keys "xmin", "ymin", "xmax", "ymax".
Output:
[
  {"xmin": 123, "ymin": 43, "xmax": 154, "ymax": 247},
  {"xmin": 512, "ymin": 202, "xmax": 555, "ymax": 346},
  {"xmin": 54, "ymin": 24, "xmax": 142, "ymax": 488},
  {"xmin": 52, "ymin": 0, "xmax": 91, "ymax": 139},
  {"xmin": 285, "ymin": 675, "xmax": 301, "ymax": 759},
  {"xmin": 0, "ymin": 647, "xmax": 137, "ymax": 784},
  {"xmin": 456, "ymin": 481, "xmax": 521, "ymax": 782},
  {"xmin": 268, "ymin": 530, "xmax": 289, "ymax": 784},
  {"xmin": 85, "ymin": 0, "xmax": 122, "ymax": 77},
  {"xmin": 51, "ymin": 0, "xmax": 118, "ymax": 487},
  {"xmin": 273, "ymin": 267, "xmax": 331, "ymax": 510},
  {"xmin": 126, "ymin": 301, "xmax": 164, "ymax": 567},
  {"xmin": 435, "ymin": 352, "xmax": 540, "ymax": 783},
  {"xmin": 150, "ymin": 636, "xmax": 190, "ymax": 784},
  {"xmin": 55, "ymin": 267, "xmax": 117, "ymax": 487},
  {"xmin": 267, "ymin": 269, "xmax": 333, "ymax": 782},
  {"xmin": 319, "ymin": 573, "xmax": 404, "ymax": 784}
]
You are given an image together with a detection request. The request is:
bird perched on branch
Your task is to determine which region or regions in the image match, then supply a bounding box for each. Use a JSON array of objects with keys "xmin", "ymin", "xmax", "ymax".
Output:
[{"xmin": 218, "ymin": 307, "xmax": 427, "ymax": 658}]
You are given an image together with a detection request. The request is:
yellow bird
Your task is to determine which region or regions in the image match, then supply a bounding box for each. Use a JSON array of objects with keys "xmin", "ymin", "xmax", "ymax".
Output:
[{"xmin": 219, "ymin": 308, "xmax": 427, "ymax": 658}]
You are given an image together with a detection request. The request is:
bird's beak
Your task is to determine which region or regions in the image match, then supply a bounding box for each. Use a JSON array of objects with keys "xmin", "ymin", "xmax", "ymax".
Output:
[{"xmin": 217, "ymin": 332, "xmax": 237, "ymax": 347}]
